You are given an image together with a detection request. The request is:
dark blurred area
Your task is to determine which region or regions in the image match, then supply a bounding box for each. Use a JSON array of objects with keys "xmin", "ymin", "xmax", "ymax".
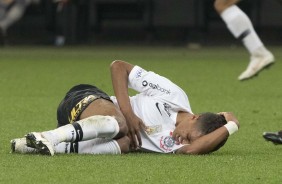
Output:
[{"xmin": 3, "ymin": 0, "xmax": 282, "ymax": 46}]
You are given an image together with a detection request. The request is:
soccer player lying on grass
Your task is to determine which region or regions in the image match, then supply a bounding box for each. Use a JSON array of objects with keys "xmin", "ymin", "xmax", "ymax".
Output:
[{"xmin": 11, "ymin": 60, "xmax": 239, "ymax": 156}]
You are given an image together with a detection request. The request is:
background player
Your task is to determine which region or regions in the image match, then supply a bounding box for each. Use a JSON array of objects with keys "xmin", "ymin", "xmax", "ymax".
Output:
[
  {"xmin": 214, "ymin": 0, "xmax": 275, "ymax": 80},
  {"xmin": 0, "ymin": 0, "xmax": 68, "ymax": 45}
]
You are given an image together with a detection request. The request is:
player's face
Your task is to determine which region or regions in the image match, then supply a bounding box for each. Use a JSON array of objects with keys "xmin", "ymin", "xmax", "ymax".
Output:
[
  {"xmin": 176, "ymin": 114, "xmax": 203, "ymax": 144},
  {"xmin": 184, "ymin": 117, "xmax": 203, "ymax": 144},
  {"xmin": 188, "ymin": 127, "xmax": 203, "ymax": 143}
]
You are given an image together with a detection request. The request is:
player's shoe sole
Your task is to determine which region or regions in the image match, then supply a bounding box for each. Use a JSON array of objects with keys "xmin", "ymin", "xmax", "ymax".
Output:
[
  {"xmin": 25, "ymin": 132, "xmax": 55, "ymax": 156},
  {"xmin": 263, "ymin": 132, "xmax": 282, "ymax": 145}
]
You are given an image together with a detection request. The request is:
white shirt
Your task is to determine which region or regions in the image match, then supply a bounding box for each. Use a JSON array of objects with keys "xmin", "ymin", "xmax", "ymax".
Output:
[{"xmin": 111, "ymin": 66, "xmax": 192, "ymax": 153}]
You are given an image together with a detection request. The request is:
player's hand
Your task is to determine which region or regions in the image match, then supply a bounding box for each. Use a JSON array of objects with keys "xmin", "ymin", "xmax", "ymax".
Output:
[
  {"xmin": 218, "ymin": 112, "xmax": 240, "ymax": 128},
  {"xmin": 172, "ymin": 121, "xmax": 190, "ymax": 144},
  {"xmin": 124, "ymin": 113, "xmax": 146, "ymax": 150}
]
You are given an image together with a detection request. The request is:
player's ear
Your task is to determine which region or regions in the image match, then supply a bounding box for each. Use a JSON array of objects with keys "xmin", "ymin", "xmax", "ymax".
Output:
[{"xmin": 191, "ymin": 114, "xmax": 200, "ymax": 120}]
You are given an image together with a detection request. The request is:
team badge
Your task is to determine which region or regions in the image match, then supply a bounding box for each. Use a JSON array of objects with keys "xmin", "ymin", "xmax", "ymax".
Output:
[{"xmin": 160, "ymin": 136, "xmax": 175, "ymax": 152}]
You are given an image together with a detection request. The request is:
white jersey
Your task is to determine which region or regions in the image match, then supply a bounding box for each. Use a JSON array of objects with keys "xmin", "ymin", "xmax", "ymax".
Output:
[{"xmin": 111, "ymin": 66, "xmax": 193, "ymax": 153}]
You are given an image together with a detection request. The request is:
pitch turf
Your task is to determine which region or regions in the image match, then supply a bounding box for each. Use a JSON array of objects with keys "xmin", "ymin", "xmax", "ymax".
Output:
[{"xmin": 0, "ymin": 46, "xmax": 281, "ymax": 184}]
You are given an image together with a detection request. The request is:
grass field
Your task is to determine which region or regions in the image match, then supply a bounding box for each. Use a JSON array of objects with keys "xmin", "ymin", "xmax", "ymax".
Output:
[{"xmin": 0, "ymin": 46, "xmax": 281, "ymax": 184}]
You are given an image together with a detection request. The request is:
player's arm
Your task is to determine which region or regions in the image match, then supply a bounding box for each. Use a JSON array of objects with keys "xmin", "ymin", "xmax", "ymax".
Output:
[
  {"xmin": 175, "ymin": 112, "xmax": 239, "ymax": 155},
  {"xmin": 110, "ymin": 60, "xmax": 145, "ymax": 149},
  {"xmin": 175, "ymin": 126, "xmax": 229, "ymax": 155}
]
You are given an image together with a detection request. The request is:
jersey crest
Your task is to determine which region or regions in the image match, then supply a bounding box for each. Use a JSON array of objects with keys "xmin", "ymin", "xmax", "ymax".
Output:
[{"xmin": 159, "ymin": 131, "xmax": 180, "ymax": 152}]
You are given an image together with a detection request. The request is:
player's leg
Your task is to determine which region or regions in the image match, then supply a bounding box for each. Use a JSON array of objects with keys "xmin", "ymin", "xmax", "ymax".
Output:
[
  {"xmin": 214, "ymin": 0, "xmax": 274, "ymax": 80},
  {"xmin": 26, "ymin": 115, "xmax": 127, "ymax": 156},
  {"xmin": 26, "ymin": 84, "xmax": 129, "ymax": 156},
  {"xmin": 11, "ymin": 136, "xmax": 130, "ymax": 155},
  {"xmin": 0, "ymin": 0, "xmax": 40, "ymax": 45},
  {"xmin": 55, "ymin": 136, "xmax": 130, "ymax": 154},
  {"xmin": 0, "ymin": 0, "xmax": 30, "ymax": 33}
]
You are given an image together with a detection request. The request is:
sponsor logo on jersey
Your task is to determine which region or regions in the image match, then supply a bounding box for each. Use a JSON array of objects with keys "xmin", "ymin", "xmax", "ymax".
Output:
[
  {"xmin": 142, "ymin": 80, "xmax": 148, "ymax": 86},
  {"xmin": 142, "ymin": 80, "xmax": 171, "ymax": 94},
  {"xmin": 155, "ymin": 102, "xmax": 162, "ymax": 115},
  {"xmin": 135, "ymin": 68, "xmax": 144, "ymax": 78},
  {"xmin": 163, "ymin": 103, "xmax": 172, "ymax": 117},
  {"xmin": 155, "ymin": 102, "xmax": 171, "ymax": 117}
]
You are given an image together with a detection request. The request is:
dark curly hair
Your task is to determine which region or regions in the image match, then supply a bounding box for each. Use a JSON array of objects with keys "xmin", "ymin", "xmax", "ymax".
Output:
[{"xmin": 196, "ymin": 112, "xmax": 228, "ymax": 153}]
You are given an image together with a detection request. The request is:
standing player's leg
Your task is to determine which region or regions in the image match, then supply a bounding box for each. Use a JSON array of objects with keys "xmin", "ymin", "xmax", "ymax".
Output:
[
  {"xmin": 0, "ymin": 0, "xmax": 35, "ymax": 44},
  {"xmin": 214, "ymin": 0, "xmax": 274, "ymax": 80}
]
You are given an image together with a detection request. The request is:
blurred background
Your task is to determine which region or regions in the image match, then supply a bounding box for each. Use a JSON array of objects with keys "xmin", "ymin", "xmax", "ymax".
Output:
[{"xmin": 0, "ymin": 0, "xmax": 281, "ymax": 46}]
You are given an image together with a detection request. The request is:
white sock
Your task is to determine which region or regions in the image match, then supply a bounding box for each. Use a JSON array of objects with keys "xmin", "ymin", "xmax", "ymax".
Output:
[
  {"xmin": 89, "ymin": 139, "xmax": 121, "ymax": 154},
  {"xmin": 42, "ymin": 115, "xmax": 120, "ymax": 146},
  {"xmin": 54, "ymin": 142, "xmax": 72, "ymax": 153},
  {"xmin": 220, "ymin": 5, "xmax": 264, "ymax": 54},
  {"xmin": 42, "ymin": 124, "xmax": 76, "ymax": 146},
  {"xmin": 74, "ymin": 115, "xmax": 120, "ymax": 140},
  {"xmin": 0, "ymin": 1, "xmax": 26, "ymax": 30},
  {"xmin": 54, "ymin": 139, "xmax": 121, "ymax": 154}
]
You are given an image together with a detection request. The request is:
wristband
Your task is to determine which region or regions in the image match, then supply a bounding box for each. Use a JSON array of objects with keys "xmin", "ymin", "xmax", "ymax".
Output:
[{"xmin": 224, "ymin": 121, "xmax": 238, "ymax": 135}]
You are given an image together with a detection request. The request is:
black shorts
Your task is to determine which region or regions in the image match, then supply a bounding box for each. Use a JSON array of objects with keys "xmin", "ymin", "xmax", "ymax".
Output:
[{"xmin": 57, "ymin": 84, "xmax": 112, "ymax": 127}]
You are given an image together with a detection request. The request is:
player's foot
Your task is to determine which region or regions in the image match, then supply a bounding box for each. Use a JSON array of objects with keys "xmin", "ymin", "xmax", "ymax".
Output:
[
  {"xmin": 10, "ymin": 138, "xmax": 38, "ymax": 154},
  {"xmin": 25, "ymin": 132, "xmax": 55, "ymax": 156},
  {"xmin": 11, "ymin": 138, "xmax": 25, "ymax": 153},
  {"xmin": 238, "ymin": 51, "xmax": 274, "ymax": 81},
  {"xmin": 263, "ymin": 131, "xmax": 282, "ymax": 145}
]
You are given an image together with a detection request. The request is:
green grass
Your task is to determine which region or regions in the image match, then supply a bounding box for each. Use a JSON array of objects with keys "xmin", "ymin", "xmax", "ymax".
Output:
[{"xmin": 0, "ymin": 46, "xmax": 281, "ymax": 184}]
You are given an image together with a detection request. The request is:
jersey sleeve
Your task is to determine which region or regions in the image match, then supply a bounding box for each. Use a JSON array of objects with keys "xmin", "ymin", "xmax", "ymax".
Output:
[
  {"xmin": 128, "ymin": 66, "xmax": 192, "ymax": 113},
  {"xmin": 128, "ymin": 65, "xmax": 172, "ymax": 95}
]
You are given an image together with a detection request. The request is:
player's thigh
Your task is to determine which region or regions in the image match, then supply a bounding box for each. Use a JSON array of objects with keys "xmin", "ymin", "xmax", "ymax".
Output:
[
  {"xmin": 80, "ymin": 99, "xmax": 128, "ymax": 135},
  {"xmin": 214, "ymin": 0, "xmax": 241, "ymax": 13},
  {"xmin": 80, "ymin": 99, "xmax": 125, "ymax": 120}
]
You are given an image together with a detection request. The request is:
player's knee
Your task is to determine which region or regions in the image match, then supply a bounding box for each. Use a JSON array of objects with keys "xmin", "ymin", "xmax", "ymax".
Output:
[
  {"xmin": 119, "ymin": 122, "xmax": 128, "ymax": 137},
  {"xmin": 115, "ymin": 116, "xmax": 128, "ymax": 138},
  {"xmin": 117, "ymin": 136, "xmax": 131, "ymax": 153}
]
